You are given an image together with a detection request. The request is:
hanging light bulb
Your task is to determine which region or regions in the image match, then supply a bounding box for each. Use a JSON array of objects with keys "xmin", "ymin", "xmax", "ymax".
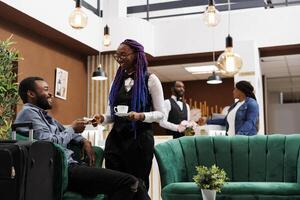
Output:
[
  {"xmin": 103, "ymin": 25, "xmax": 111, "ymax": 47},
  {"xmin": 69, "ymin": 0, "xmax": 88, "ymax": 29},
  {"xmin": 217, "ymin": 35, "xmax": 242, "ymax": 76},
  {"xmin": 216, "ymin": 0, "xmax": 242, "ymax": 76},
  {"xmin": 203, "ymin": 0, "xmax": 221, "ymax": 27}
]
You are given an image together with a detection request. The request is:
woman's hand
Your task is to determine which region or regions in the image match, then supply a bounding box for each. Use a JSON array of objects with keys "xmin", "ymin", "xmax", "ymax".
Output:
[{"xmin": 126, "ymin": 112, "xmax": 145, "ymax": 121}]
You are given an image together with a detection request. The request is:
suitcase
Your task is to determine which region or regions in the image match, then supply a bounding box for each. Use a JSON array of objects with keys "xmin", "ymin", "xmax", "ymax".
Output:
[
  {"xmin": 0, "ymin": 122, "xmax": 33, "ymax": 200},
  {"xmin": 11, "ymin": 122, "xmax": 62, "ymax": 200},
  {"xmin": 25, "ymin": 140, "xmax": 62, "ymax": 200}
]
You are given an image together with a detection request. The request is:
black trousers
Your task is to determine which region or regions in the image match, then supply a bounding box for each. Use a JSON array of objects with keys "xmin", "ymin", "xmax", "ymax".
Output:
[
  {"xmin": 104, "ymin": 127, "xmax": 154, "ymax": 192},
  {"xmin": 68, "ymin": 164, "xmax": 141, "ymax": 200}
]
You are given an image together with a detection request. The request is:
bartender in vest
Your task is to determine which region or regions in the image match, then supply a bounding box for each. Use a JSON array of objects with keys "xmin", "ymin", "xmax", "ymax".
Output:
[{"xmin": 160, "ymin": 81, "xmax": 190, "ymax": 138}]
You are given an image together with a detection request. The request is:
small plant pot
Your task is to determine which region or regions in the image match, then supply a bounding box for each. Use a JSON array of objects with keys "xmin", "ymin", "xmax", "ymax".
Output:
[{"xmin": 201, "ymin": 189, "xmax": 216, "ymax": 200}]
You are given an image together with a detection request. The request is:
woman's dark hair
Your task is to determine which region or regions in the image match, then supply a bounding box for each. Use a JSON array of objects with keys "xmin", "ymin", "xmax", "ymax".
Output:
[
  {"xmin": 109, "ymin": 39, "xmax": 148, "ymax": 115},
  {"xmin": 236, "ymin": 80, "xmax": 256, "ymax": 100},
  {"xmin": 19, "ymin": 77, "xmax": 44, "ymax": 103}
]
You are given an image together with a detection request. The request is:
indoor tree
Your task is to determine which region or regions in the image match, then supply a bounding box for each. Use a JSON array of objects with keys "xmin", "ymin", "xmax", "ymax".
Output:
[{"xmin": 0, "ymin": 36, "xmax": 21, "ymax": 139}]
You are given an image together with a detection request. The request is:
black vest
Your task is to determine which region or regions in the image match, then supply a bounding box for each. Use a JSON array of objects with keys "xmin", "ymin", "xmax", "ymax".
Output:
[
  {"xmin": 112, "ymin": 74, "xmax": 152, "ymax": 135},
  {"xmin": 167, "ymin": 98, "xmax": 187, "ymax": 138}
]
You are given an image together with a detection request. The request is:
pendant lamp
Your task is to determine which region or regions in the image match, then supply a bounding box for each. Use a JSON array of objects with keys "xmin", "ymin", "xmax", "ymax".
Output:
[
  {"xmin": 207, "ymin": 28, "xmax": 222, "ymax": 84},
  {"xmin": 69, "ymin": 0, "xmax": 88, "ymax": 29},
  {"xmin": 203, "ymin": 0, "xmax": 221, "ymax": 27},
  {"xmin": 103, "ymin": 25, "xmax": 111, "ymax": 47},
  {"xmin": 92, "ymin": 50, "xmax": 107, "ymax": 81},
  {"xmin": 216, "ymin": 0, "xmax": 242, "ymax": 76},
  {"xmin": 207, "ymin": 71, "xmax": 222, "ymax": 84}
]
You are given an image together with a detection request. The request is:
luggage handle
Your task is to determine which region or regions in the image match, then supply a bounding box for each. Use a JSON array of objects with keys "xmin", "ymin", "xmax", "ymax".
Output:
[{"xmin": 11, "ymin": 122, "xmax": 34, "ymax": 141}]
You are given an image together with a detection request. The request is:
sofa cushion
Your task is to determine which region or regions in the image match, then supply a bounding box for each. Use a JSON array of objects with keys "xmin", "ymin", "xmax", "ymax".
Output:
[
  {"xmin": 162, "ymin": 182, "xmax": 300, "ymax": 199},
  {"xmin": 223, "ymin": 182, "xmax": 300, "ymax": 195}
]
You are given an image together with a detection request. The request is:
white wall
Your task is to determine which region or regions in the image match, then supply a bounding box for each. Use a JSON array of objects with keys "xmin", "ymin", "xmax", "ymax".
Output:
[
  {"xmin": 102, "ymin": 17, "xmax": 155, "ymax": 54},
  {"xmin": 268, "ymin": 92, "xmax": 300, "ymax": 133},
  {"xmin": 153, "ymin": 6, "xmax": 300, "ymax": 56}
]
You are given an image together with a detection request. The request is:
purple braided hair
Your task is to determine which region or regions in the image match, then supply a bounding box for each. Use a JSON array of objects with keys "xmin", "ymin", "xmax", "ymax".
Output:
[{"xmin": 109, "ymin": 39, "xmax": 149, "ymax": 118}]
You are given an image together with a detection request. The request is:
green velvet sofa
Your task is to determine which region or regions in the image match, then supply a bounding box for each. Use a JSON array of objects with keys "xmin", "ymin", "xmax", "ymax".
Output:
[
  {"xmin": 154, "ymin": 135, "xmax": 300, "ymax": 200},
  {"xmin": 16, "ymin": 134, "xmax": 104, "ymax": 200}
]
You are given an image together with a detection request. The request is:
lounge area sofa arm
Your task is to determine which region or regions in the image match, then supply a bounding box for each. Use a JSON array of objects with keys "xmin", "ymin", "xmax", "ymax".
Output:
[
  {"xmin": 154, "ymin": 139, "xmax": 187, "ymax": 188},
  {"xmin": 297, "ymin": 148, "xmax": 300, "ymax": 183}
]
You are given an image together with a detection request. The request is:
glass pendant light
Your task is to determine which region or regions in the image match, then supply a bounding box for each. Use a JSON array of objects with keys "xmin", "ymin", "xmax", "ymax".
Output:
[
  {"xmin": 217, "ymin": 35, "xmax": 242, "ymax": 76},
  {"xmin": 203, "ymin": 0, "xmax": 221, "ymax": 27},
  {"xmin": 69, "ymin": 0, "xmax": 88, "ymax": 29},
  {"xmin": 216, "ymin": 0, "xmax": 242, "ymax": 76},
  {"xmin": 103, "ymin": 25, "xmax": 111, "ymax": 47}
]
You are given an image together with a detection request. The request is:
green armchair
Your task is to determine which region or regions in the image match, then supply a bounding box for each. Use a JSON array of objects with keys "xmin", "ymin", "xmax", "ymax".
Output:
[
  {"xmin": 16, "ymin": 134, "xmax": 105, "ymax": 200},
  {"xmin": 154, "ymin": 135, "xmax": 300, "ymax": 200}
]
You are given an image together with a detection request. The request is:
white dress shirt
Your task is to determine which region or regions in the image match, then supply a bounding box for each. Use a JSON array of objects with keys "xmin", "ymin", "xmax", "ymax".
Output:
[
  {"xmin": 226, "ymin": 101, "xmax": 245, "ymax": 136},
  {"xmin": 159, "ymin": 95, "xmax": 190, "ymax": 132},
  {"xmin": 102, "ymin": 74, "xmax": 165, "ymax": 124}
]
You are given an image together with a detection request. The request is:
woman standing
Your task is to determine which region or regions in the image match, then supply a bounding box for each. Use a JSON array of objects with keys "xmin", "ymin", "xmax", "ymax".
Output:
[
  {"xmin": 95, "ymin": 39, "xmax": 164, "ymax": 195},
  {"xmin": 201, "ymin": 80, "xmax": 259, "ymax": 136}
]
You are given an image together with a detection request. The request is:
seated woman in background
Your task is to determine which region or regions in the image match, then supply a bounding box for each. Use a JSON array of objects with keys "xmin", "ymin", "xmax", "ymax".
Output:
[{"xmin": 200, "ymin": 80, "xmax": 259, "ymax": 136}]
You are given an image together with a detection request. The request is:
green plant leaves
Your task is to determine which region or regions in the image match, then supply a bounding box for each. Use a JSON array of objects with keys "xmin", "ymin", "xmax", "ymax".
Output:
[
  {"xmin": 193, "ymin": 164, "xmax": 229, "ymax": 193},
  {"xmin": 0, "ymin": 36, "xmax": 21, "ymax": 139}
]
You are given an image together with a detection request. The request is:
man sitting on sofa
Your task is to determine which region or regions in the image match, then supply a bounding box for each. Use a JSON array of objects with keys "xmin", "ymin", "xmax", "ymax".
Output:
[{"xmin": 15, "ymin": 76, "xmax": 148, "ymax": 200}]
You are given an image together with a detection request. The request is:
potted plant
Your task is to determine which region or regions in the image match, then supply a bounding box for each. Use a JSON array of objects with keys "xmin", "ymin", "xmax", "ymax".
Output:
[
  {"xmin": 193, "ymin": 164, "xmax": 228, "ymax": 200},
  {"xmin": 0, "ymin": 36, "xmax": 21, "ymax": 139}
]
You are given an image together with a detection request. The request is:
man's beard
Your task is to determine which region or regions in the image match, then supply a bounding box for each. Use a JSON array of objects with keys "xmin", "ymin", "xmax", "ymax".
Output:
[
  {"xmin": 36, "ymin": 95, "xmax": 52, "ymax": 110},
  {"xmin": 174, "ymin": 89, "xmax": 184, "ymax": 98}
]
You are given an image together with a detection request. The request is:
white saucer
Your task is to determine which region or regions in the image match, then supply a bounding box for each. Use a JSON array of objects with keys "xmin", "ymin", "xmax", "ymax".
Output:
[{"xmin": 115, "ymin": 112, "xmax": 129, "ymax": 117}]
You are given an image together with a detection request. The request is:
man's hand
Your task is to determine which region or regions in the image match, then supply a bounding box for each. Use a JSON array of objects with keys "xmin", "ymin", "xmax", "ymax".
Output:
[
  {"xmin": 91, "ymin": 114, "xmax": 104, "ymax": 127},
  {"xmin": 177, "ymin": 124, "xmax": 186, "ymax": 133},
  {"xmin": 71, "ymin": 119, "xmax": 86, "ymax": 133},
  {"xmin": 127, "ymin": 112, "xmax": 145, "ymax": 121},
  {"xmin": 82, "ymin": 139, "xmax": 95, "ymax": 166}
]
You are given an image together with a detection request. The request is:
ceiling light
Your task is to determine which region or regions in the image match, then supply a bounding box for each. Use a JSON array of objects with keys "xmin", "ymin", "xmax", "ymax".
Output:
[
  {"xmin": 185, "ymin": 65, "xmax": 219, "ymax": 74},
  {"xmin": 92, "ymin": 19, "xmax": 107, "ymax": 81},
  {"xmin": 103, "ymin": 25, "xmax": 111, "ymax": 47},
  {"xmin": 203, "ymin": 0, "xmax": 221, "ymax": 27},
  {"xmin": 217, "ymin": 35, "xmax": 242, "ymax": 76},
  {"xmin": 216, "ymin": 0, "xmax": 242, "ymax": 76},
  {"xmin": 69, "ymin": 0, "xmax": 88, "ymax": 29},
  {"xmin": 207, "ymin": 71, "xmax": 222, "ymax": 84},
  {"xmin": 92, "ymin": 64, "xmax": 107, "ymax": 81}
]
